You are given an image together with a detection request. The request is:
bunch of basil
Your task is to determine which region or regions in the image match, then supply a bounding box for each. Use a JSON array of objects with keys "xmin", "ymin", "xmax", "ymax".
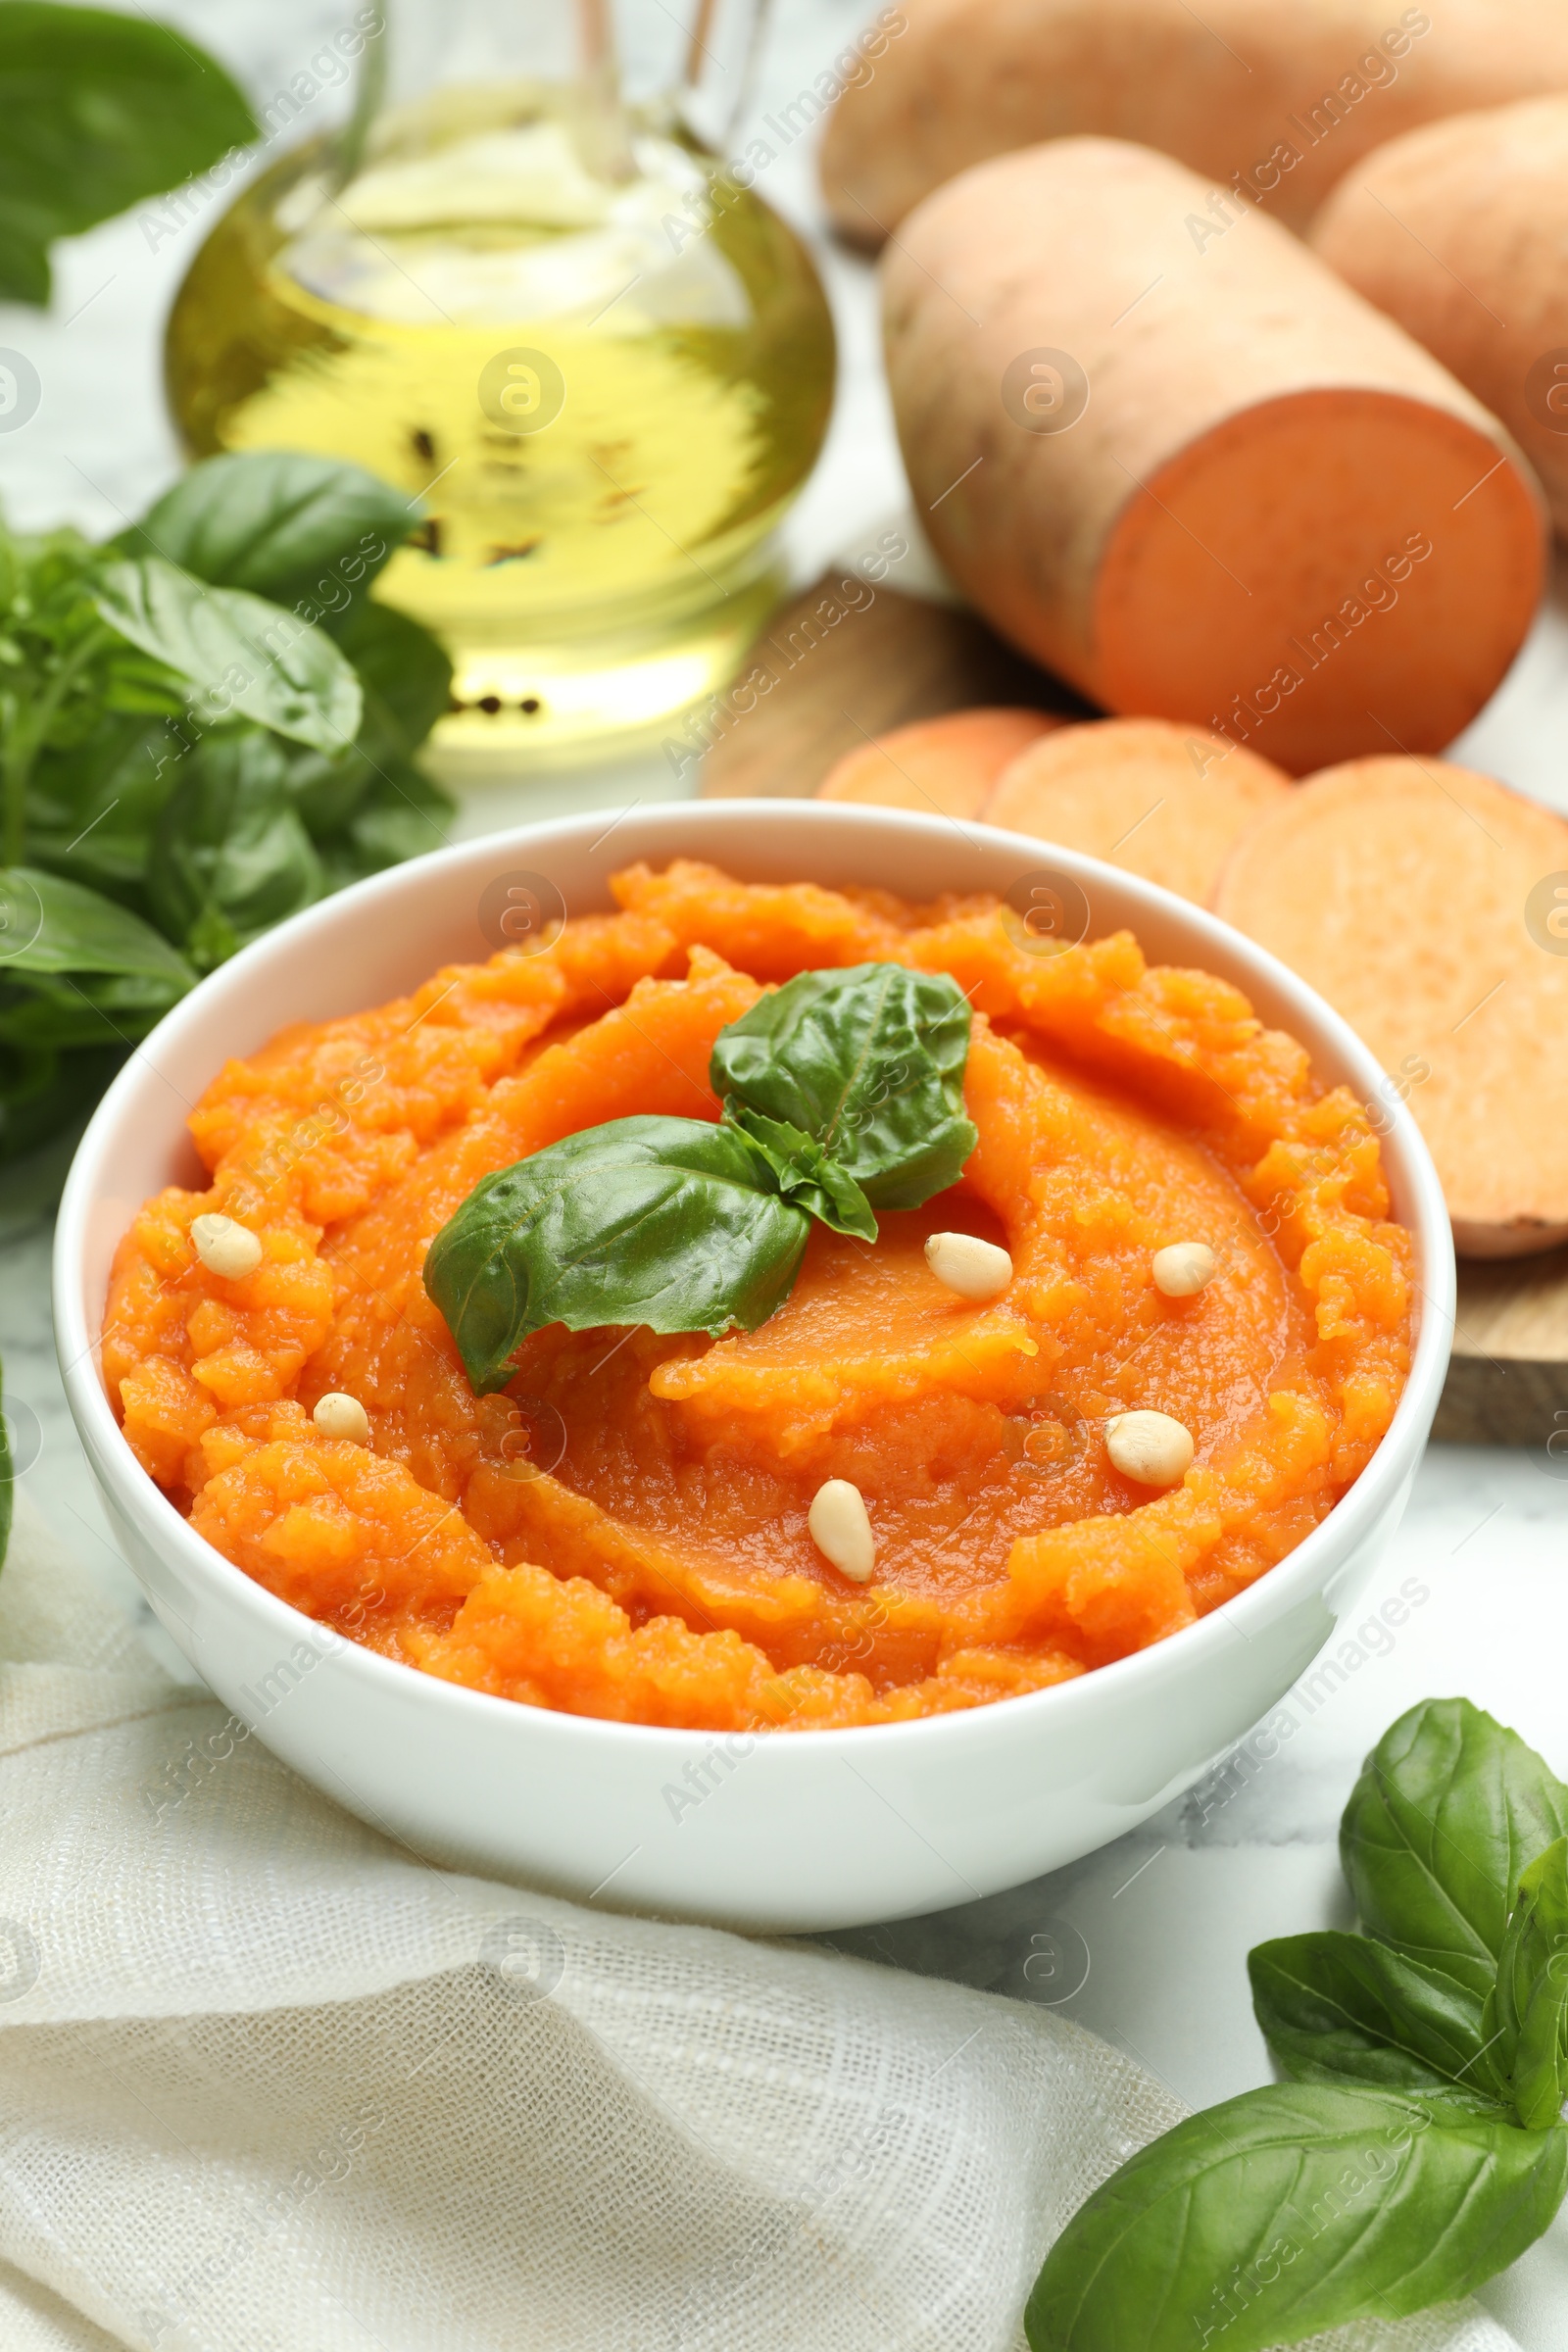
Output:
[
  {"xmin": 0, "ymin": 4, "xmax": 455, "ymax": 1161},
  {"xmin": 1029, "ymin": 1697, "xmax": 1568, "ymax": 2348},
  {"xmin": 0, "ymin": 449, "xmax": 453, "ymax": 1160}
]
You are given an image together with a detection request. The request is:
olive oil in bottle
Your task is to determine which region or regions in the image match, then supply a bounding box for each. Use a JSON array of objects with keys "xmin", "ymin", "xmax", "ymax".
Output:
[{"xmin": 165, "ymin": 83, "xmax": 836, "ymax": 772}]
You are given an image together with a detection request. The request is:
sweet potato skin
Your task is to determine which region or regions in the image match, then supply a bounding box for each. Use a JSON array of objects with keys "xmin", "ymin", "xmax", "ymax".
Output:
[
  {"xmin": 1212, "ymin": 757, "xmax": 1568, "ymax": 1257},
  {"xmin": 883, "ymin": 139, "xmax": 1545, "ymax": 772},
  {"xmin": 1311, "ymin": 97, "xmax": 1568, "ymax": 536},
  {"xmin": 822, "ymin": 0, "xmax": 1568, "ymax": 241}
]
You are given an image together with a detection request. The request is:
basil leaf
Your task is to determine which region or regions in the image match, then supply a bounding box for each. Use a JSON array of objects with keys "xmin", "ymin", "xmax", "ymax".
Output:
[
  {"xmin": 710, "ymin": 962, "xmax": 977, "ymax": 1210},
  {"xmin": 325, "ymin": 760, "xmax": 450, "ymax": 878},
  {"xmin": 123, "ymin": 454, "xmax": 413, "ymax": 612},
  {"xmin": 1250, "ymin": 1932, "xmax": 1495, "ymax": 2101},
  {"xmin": 95, "ymin": 559, "xmax": 362, "ymax": 755},
  {"xmin": 424, "ymin": 1115, "xmax": 809, "ymax": 1395},
  {"xmin": 0, "ymin": 864, "xmax": 192, "ymax": 983},
  {"xmin": 148, "ymin": 732, "xmax": 321, "ymax": 971},
  {"xmin": 331, "ymin": 598, "xmax": 453, "ymax": 747},
  {"xmin": 0, "ymin": 966, "xmax": 186, "ymax": 1050},
  {"xmin": 291, "ymin": 745, "xmax": 451, "ymax": 881},
  {"xmin": 1342, "ymin": 1698, "xmax": 1568, "ymax": 2000},
  {"xmin": 27, "ymin": 714, "xmax": 177, "ymax": 894},
  {"xmin": 0, "ymin": 1038, "xmax": 120, "ymax": 1162},
  {"xmin": 0, "ymin": 4, "xmax": 254, "ymax": 305},
  {"xmin": 1486, "ymin": 1838, "xmax": 1568, "ymax": 2130},
  {"xmin": 283, "ymin": 608, "xmax": 453, "ymax": 873},
  {"xmin": 1024, "ymin": 2083, "xmax": 1568, "ymax": 2352},
  {"xmin": 723, "ymin": 1102, "xmax": 877, "ymax": 1242}
]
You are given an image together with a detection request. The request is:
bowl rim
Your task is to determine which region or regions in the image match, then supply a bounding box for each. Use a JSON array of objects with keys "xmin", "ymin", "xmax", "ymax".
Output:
[{"xmin": 54, "ymin": 797, "xmax": 1455, "ymax": 1757}]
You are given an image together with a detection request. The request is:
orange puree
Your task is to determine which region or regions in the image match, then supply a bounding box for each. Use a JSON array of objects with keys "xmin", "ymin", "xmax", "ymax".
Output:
[{"xmin": 105, "ymin": 863, "xmax": 1413, "ymax": 1731}]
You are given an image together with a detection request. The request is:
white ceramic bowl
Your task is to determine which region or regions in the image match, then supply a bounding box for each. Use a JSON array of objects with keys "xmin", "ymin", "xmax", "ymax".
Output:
[{"xmin": 55, "ymin": 802, "xmax": 1453, "ymax": 1933}]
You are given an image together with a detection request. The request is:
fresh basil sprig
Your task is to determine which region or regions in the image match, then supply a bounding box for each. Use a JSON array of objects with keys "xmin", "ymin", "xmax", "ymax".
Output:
[
  {"xmin": 710, "ymin": 960, "xmax": 976, "ymax": 1209},
  {"xmin": 0, "ymin": 452, "xmax": 454, "ymax": 1161},
  {"xmin": 425, "ymin": 963, "xmax": 977, "ymax": 1393},
  {"xmin": 1027, "ymin": 1698, "xmax": 1568, "ymax": 2350}
]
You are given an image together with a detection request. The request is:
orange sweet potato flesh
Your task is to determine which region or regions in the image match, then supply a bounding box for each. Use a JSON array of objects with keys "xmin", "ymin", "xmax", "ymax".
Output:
[
  {"xmin": 986, "ymin": 718, "xmax": 1291, "ymax": 902},
  {"xmin": 1212, "ymin": 758, "xmax": 1568, "ymax": 1256},
  {"xmin": 816, "ymin": 707, "xmax": 1060, "ymax": 817},
  {"xmin": 106, "ymin": 863, "xmax": 1413, "ymax": 1731},
  {"xmin": 1311, "ymin": 97, "xmax": 1568, "ymax": 537},
  {"xmin": 884, "ymin": 140, "xmax": 1546, "ymax": 774},
  {"xmin": 822, "ymin": 0, "xmax": 1568, "ymax": 243}
]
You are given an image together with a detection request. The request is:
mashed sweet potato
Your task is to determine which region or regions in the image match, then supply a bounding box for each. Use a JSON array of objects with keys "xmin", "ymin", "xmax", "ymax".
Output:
[{"xmin": 105, "ymin": 863, "xmax": 1413, "ymax": 1731}]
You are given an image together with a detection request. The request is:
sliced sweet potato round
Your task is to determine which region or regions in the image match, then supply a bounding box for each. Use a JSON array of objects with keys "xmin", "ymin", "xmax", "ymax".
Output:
[
  {"xmin": 1212, "ymin": 757, "xmax": 1568, "ymax": 1256},
  {"xmin": 985, "ymin": 718, "xmax": 1292, "ymax": 904},
  {"xmin": 816, "ymin": 707, "xmax": 1061, "ymax": 819}
]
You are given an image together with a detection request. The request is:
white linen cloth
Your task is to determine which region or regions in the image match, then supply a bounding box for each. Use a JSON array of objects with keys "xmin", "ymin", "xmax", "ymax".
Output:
[{"xmin": 0, "ymin": 1494, "xmax": 1524, "ymax": 2352}]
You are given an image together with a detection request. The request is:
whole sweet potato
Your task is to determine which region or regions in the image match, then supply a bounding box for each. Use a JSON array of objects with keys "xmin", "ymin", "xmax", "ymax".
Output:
[
  {"xmin": 1312, "ymin": 97, "xmax": 1568, "ymax": 535},
  {"xmin": 821, "ymin": 0, "xmax": 1568, "ymax": 241},
  {"xmin": 883, "ymin": 139, "xmax": 1545, "ymax": 773}
]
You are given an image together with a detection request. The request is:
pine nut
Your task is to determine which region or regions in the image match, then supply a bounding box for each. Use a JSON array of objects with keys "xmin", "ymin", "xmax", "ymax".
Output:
[
  {"xmin": 924, "ymin": 1230, "xmax": 1013, "ymax": 1300},
  {"xmin": 190, "ymin": 1212, "xmax": 263, "ymax": 1282},
  {"xmin": 1152, "ymin": 1241, "xmax": 1216, "ymax": 1298},
  {"xmin": 313, "ymin": 1392, "xmax": 370, "ymax": 1444},
  {"xmin": 808, "ymin": 1479, "xmax": 876, "ymax": 1583},
  {"xmin": 1104, "ymin": 1409, "xmax": 1195, "ymax": 1488}
]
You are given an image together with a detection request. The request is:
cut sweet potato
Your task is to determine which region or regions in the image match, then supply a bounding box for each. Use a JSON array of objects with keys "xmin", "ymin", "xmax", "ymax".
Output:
[
  {"xmin": 883, "ymin": 140, "xmax": 1547, "ymax": 774},
  {"xmin": 985, "ymin": 718, "xmax": 1291, "ymax": 903},
  {"xmin": 822, "ymin": 0, "xmax": 1568, "ymax": 242},
  {"xmin": 815, "ymin": 707, "xmax": 1061, "ymax": 819},
  {"xmin": 1311, "ymin": 97, "xmax": 1568, "ymax": 537},
  {"xmin": 1211, "ymin": 757, "xmax": 1568, "ymax": 1256}
]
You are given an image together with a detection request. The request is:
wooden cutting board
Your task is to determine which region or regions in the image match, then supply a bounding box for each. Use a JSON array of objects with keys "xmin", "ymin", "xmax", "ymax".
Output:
[
  {"xmin": 702, "ymin": 574, "xmax": 1568, "ymax": 1449},
  {"xmin": 697, "ymin": 575, "xmax": 1091, "ymax": 800}
]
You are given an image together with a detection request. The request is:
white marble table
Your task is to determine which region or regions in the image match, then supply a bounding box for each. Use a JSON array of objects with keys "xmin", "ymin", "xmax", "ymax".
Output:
[{"xmin": 2, "ymin": 3, "xmax": 1567, "ymax": 2344}]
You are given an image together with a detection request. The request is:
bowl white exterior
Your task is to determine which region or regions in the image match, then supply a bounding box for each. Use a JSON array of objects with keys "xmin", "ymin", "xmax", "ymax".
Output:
[{"xmin": 55, "ymin": 801, "xmax": 1453, "ymax": 1933}]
